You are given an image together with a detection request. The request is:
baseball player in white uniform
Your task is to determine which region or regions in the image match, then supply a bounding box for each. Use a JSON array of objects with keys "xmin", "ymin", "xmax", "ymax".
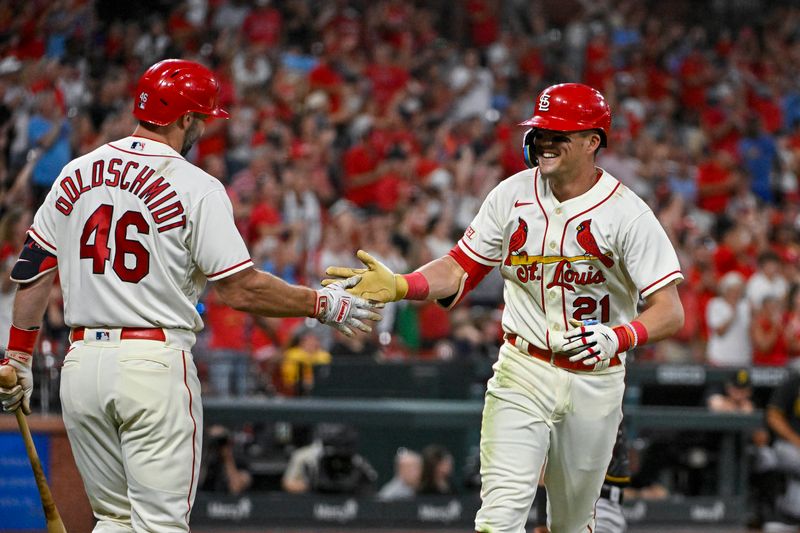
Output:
[
  {"xmin": 324, "ymin": 83, "xmax": 684, "ymax": 532},
  {"xmin": 0, "ymin": 59, "xmax": 380, "ymax": 532}
]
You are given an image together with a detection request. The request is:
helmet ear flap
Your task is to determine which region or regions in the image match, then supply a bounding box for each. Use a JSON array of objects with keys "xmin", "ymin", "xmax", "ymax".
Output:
[{"xmin": 522, "ymin": 128, "xmax": 538, "ymax": 168}]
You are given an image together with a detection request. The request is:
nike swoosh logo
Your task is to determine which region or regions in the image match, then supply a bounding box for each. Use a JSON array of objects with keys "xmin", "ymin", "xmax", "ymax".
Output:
[{"xmin": 514, "ymin": 200, "xmax": 535, "ymax": 208}]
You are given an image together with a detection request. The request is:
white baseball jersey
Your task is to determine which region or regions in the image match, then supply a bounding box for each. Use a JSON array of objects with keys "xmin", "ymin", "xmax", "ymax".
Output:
[
  {"xmin": 28, "ymin": 136, "xmax": 253, "ymax": 333},
  {"xmin": 457, "ymin": 166, "xmax": 683, "ymax": 365},
  {"xmin": 469, "ymin": 166, "xmax": 682, "ymax": 533}
]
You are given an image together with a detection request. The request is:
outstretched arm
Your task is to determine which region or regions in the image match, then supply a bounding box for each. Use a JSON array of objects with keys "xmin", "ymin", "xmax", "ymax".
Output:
[
  {"xmin": 214, "ymin": 267, "xmax": 381, "ymax": 337},
  {"xmin": 324, "ymin": 250, "xmax": 468, "ymax": 304}
]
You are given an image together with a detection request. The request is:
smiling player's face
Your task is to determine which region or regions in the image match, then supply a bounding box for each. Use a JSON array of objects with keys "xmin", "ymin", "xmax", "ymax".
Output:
[{"xmin": 534, "ymin": 129, "xmax": 597, "ymax": 181}]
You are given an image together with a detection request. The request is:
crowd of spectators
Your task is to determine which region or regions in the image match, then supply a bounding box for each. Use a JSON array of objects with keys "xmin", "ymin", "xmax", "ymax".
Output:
[{"xmin": 0, "ymin": 0, "xmax": 799, "ymax": 400}]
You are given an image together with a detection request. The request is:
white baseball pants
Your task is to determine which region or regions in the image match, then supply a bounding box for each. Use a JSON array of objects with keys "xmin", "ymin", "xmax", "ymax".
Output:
[
  {"xmin": 474, "ymin": 342, "xmax": 624, "ymax": 533},
  {"xmin": 60, "ymin": 331, "xmax": 202, "ymax": 532}
]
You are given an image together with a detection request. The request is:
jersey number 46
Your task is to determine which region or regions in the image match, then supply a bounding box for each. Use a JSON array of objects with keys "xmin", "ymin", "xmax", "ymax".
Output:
[{"xmin": 80, "ymin": 204, "xmax": 150, "ymax": 283}]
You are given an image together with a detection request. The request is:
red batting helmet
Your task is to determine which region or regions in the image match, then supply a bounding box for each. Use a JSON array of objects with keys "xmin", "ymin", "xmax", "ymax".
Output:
[
  {"xmin": 520, "ymin": 83, "xmax": 611, "ymax": 168},
  {"xmin": 133, "ymin": 59, "xmax": 229, "ymax": 126}
]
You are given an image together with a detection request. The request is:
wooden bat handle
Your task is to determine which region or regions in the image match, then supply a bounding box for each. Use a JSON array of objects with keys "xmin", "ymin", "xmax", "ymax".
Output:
[{"xmin": 0, "ymin": 364, "xmax": 67, "ymax": 532}]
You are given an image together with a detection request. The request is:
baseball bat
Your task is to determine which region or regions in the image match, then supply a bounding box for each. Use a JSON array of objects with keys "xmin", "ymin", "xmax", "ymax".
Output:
[{"xmin": 0, "ymin": 364, "xmax": 67, "ymax": 533}]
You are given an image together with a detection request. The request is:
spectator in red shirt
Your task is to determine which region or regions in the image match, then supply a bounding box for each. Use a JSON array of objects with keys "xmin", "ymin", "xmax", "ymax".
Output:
[
  {"xmin": 713, "ymin": 219, "xmax": 756, "ymax": 279},
  {"xmin": 365, "ymin": 42, "xmax": 410, "ymax": 114},
  {"xmin": 248, "ymin": 174, "xmax": 285, "ymax": 252},
  {"xmin": 584, "ymin": 30, "xmax": 614, "ymax": 92},
  {"xmin": 466, "ymin": 0, "xmax": 499, "ymax": 48},
  {"xmin": 785, "ymin": 286, "xmax": 800, "ymax": 361},
  {"xmin": 242, "ymin": 0, "xmax": 282, "ymax": 49},
  {"xmin": 751, "ymin": 294, "xmax": 789, "ymax": 367},
  {"xmin": 203, "ymin": 288, "xmax": 252, "ymax": 397},
  {"xmin": 700, "ymin": 88, "xmax": 745, "ymax": 158},
  {"xmin": 342, "ymin": 128, "xmax": 394, "ymax": 208},
  {"xmin": 678, "ymin": 48, "xmax": 712, "ymax": 112},
  {"xmin": 696, "ymin": 150, "xmax": 737, "ymax": 214}
]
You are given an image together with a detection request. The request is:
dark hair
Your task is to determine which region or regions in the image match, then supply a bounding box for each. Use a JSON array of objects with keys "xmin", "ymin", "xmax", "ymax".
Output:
[
  {"xmin": 418, "ymin": 444, "xmax": 453, "ymax": 495},
  {"xmin": 756, "ymin": 250, "xmax": 780, "ymax": 266}
]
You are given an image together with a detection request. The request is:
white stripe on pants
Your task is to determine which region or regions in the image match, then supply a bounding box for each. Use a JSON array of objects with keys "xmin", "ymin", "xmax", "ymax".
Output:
[
  {"xmin": 60, "ymin": 338, "xmax": 202, "ymax": 532},
  {"xmin": 475, "ymin": 343, "xmax": 624, "ymax": 533}
]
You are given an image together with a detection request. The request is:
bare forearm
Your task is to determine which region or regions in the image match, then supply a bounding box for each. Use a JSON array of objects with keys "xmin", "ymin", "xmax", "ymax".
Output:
[
  {"xmin": 767, "ymin": 408, "xmax": 800, "ymax": 447},
  {"xmin": 12, "ymin": 270, "xmax": 57, "ymax": 329},
  {"xmin": 37, "ymin": 121, "xmax": 64, "ymax": 150},
  {"xmin": 214, "ymin": 267, "xmax": 316, "ymax": 317},
  {"xmin": 634, "ymin": 283, "xmax": 685, "ymax": 343},
  {"xmin": 415, "ymin": 255, "xmax": 466, "ymax": 301}
]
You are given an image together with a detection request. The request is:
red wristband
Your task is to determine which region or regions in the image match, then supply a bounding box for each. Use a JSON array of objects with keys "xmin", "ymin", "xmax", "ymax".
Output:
[
  {"xmin": 612, "ymin": 325, "xmax": 634, "ymax": 353},
  {"xmin": 630, "ymin": 320, "xmax": 648, "ymax": 345},
  {"xmin": 8, "ymin": 324, "xmax": 39, "ymax": 354},
  {"xmin": 402, "ymin": 272, "xmax": 430, "ymax": 300},
  {"xmin": 612, "ymin": 321, "xmax": 649, "ymax": 353}
]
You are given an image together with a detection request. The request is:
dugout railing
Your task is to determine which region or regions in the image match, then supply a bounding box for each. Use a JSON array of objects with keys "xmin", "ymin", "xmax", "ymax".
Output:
[{"xmin": 200, "ymin": 397, "xmax": 764, "ymax": 527}]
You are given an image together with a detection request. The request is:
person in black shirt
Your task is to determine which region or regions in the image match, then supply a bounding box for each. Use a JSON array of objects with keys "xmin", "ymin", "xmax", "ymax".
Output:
[{"xmin": 765, "ymin": 369, "xmax": 800, "ymax": 523}]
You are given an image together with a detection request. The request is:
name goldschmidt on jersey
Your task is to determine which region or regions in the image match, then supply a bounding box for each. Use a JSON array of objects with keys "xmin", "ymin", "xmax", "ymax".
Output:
[{"xmin": 53, "ymin": 145, "xmax": 187, "ymax": 234}]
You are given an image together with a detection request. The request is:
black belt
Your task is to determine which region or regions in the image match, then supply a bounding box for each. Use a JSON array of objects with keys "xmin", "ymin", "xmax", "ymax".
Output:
[{"xmin": 600, "ymin": 483, "xmax": 624, "ymax": 504}]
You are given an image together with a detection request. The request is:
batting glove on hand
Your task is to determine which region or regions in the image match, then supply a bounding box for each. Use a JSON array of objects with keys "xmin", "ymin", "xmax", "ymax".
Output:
[
  {"xmin": 0, "ymin": 351, "xmax": 33, "ymax": 415},
  {"xmin": 562, "ymin": 319, "xmax": 618, "ymax": 371},
  {"xmin": 322, "ymin": 250, "xmax": 408, "ymax": 303},
  {"xmin": 314, "ymin": 275, "xmax": 383, "ymax": 337}
]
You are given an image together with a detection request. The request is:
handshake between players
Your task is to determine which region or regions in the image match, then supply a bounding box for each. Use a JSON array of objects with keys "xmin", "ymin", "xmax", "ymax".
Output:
[{"xmin": 322, "ymin": 249, "xmax": 619, "ymax": 369}]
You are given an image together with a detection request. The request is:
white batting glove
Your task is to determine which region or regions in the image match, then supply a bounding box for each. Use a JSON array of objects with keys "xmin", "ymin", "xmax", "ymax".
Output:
[
  {"xmin": 562, "ymin": 319, "xmax": 618, "ymax": 371},
  {"xmin": 314, "ymin": 275, "xmax": 383, "ymax": 337},
  {"xmin": 0, "ymin": 352, "xmax": 33, "ymax": 415}
]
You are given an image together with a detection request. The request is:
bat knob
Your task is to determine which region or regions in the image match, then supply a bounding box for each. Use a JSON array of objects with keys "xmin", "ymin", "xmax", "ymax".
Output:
[{"xmin": 0, "ymin": 363, "xmax": 18, "ymax": 388}]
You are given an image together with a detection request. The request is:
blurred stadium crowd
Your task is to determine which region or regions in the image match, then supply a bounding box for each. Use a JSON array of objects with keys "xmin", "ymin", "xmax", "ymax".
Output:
[{"xmin": 1, "ymin": 0, "xmax": 800, "ymax": 523}]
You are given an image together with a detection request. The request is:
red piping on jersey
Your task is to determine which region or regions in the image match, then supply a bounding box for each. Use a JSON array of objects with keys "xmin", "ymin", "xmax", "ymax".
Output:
[
  {"xmin": 459, "ymin": 239, "xmax": 502, "ymax": 264},
  {"xmin": 640, "ymin": 270, "xmax": 682, "ymax": 296},
  {"xmin": 108, "ymin": 143, "xmax": 184, "ymax": 160},
  {"xmin": 207, "ymin": 259, "xmax": 253, "ymax": 279},
  {"xmin": 533, "ymin": 168, "xmax": 551, "ymax": 350},
  {"xmin": 182, "ymin": 351, "xmax": 197, "ymax": 526},
  {"xmin": 28, "ymin": 228, "xmax": 56, "ymax": 252},
  {"xmin": 558, "ymin": 181, "xmax": 621, "ymax": 329}
]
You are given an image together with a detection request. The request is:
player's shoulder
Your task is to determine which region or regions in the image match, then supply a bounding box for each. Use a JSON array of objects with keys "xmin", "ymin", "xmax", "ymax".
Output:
[
  {"xmin": 600, "ymin": 169, "xmax": 653, "ymax": 217},
  {"xmin": 487, "ymin": 168, "xmax": 536, "ymax": 201}
]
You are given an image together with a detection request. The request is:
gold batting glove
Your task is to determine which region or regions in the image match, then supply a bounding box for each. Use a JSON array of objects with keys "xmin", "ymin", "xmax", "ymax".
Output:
[{"xmin": 322, "ymin": 250, "xmax": 408, "ymax": 303}]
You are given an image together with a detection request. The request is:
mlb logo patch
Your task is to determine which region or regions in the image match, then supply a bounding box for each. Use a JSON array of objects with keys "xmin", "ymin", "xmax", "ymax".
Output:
[
  {"xmin": 95, "ymin": 331, "xmax": 111, "ymax": 341},
  {"xmin": 131, "ymin": 141, "xmax": 145, "ymax": 151}
]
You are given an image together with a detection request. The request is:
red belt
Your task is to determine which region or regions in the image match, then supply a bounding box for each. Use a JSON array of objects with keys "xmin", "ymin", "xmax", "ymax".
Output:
[
  {"xmin": 71, "ymin": 327, "xmax": 166, "ymax": 342},
  {"xmin": 505, "ymin": 333, "xmax": 622, "ymax": 371}
]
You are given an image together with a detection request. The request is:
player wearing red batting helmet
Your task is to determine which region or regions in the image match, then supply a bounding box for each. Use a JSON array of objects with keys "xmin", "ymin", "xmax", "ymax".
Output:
[
  {"xmin": 0, "ymin": 57, "xmax": 381, "ymax": 532},
  {"xmin": 325, "ymin": 81, "xmax": 684, "ymax": 533},
  {"xmin": 520, "ymin": 83, "xmax": 611, "ymax": 168},
  {"xmin": 133, "ymin": 59, "xmax": 230, "ymax": 126}
]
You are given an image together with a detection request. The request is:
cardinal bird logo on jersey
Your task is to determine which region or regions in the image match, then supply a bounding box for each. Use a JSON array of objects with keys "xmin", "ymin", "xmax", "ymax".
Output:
[
  {"xmin": 505, "ymin": 217, "xmax": 528, "ymax": 265},
  {"xmin": 576, "ymin": 219, "xmax": 614, "ymax": 268}
]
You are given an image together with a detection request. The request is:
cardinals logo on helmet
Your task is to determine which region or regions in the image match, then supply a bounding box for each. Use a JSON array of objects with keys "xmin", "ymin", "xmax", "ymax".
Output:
[
  {"xmin": 505, "ymin": 217, "xmax": 528, "ymax": 265},
  {"xmin": 575, "ymin": 219, "xmax": 614, "ymax": 268}
]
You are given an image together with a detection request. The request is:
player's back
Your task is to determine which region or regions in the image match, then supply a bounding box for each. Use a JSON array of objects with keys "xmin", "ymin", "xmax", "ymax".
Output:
[{"xmin": 29, "ymin": 136, "xmax": 251, "ymax": 333}]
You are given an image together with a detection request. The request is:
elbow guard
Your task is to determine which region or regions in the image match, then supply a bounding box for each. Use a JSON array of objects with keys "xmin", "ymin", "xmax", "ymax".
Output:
[
  {"xmin": 436, "ymin": 245, "xmax": 493, "ymax": 310},
  {"xmin": 10, "ymin": 236, "xmax": 57, "ymax": 284}
]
